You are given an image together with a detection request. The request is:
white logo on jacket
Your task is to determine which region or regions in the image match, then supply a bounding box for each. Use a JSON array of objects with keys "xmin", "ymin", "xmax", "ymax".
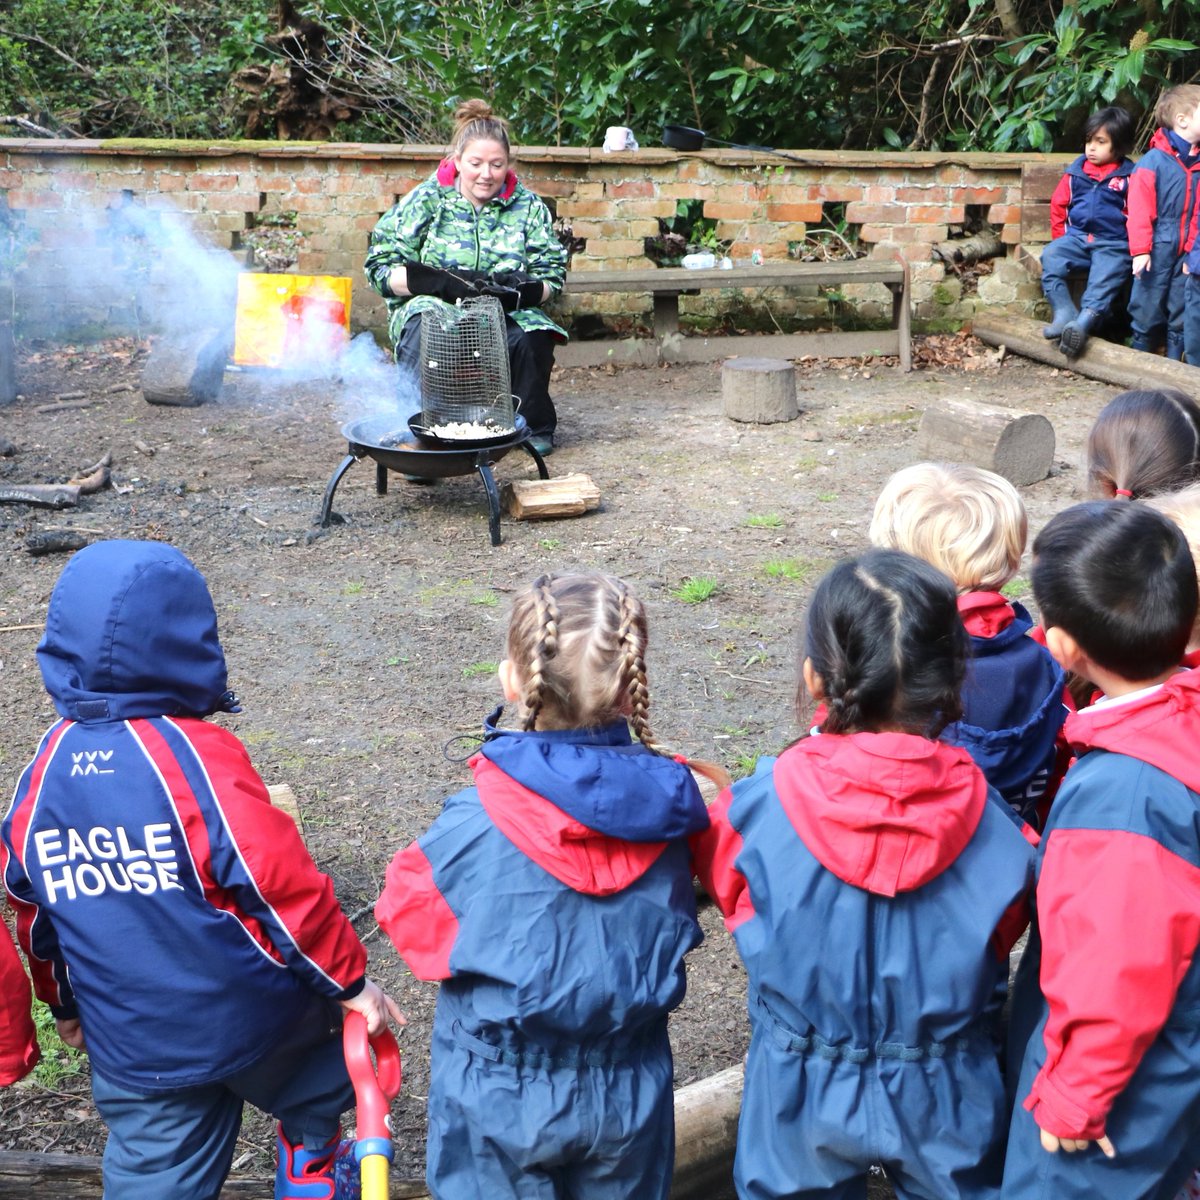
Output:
[
  {"xmin": 33, "ymin": 823, "xmax": 183, "ymax": 902},
  {"xmin": 69, "ymin": 750, "xmax": 115, "ymax": 777}
]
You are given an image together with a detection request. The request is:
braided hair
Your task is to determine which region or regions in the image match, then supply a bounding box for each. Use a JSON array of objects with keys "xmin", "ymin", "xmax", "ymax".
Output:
[
  {"xmin": 803, "ymin": 549, "xmax": 967, "ymax": 738},
  {"xmin": 506, "ymin": 572, "xmax": 667, "ymax": 752}
]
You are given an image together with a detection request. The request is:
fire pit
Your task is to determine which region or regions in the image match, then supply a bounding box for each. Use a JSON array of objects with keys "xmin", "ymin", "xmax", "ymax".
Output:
[{"xmin": 317, "ymin": 413, "xmax": 549, "ymax": 546}]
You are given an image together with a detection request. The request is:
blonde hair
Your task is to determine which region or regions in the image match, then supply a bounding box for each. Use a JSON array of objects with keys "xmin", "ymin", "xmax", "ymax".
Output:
[
  {"xmin": 869, "ymin": 462, "xmax": 1026, "ymax": 592},
  {"xmin": 450, "ymin": 99, "xmax": 511, "ymax": 161},
  {"xmin": 1147, "ymin": 483, "xmax": 1200, "ymax": 648},
  {"xmin": 1156, "ymin": 84, "xmax": 1200, "ymax": 129}
]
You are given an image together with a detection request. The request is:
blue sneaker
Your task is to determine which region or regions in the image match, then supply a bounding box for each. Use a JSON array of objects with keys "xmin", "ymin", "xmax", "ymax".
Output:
[
  {"xmin": 275, "ymin": 1125, "xmax": 360, "ymax": 1200},
  {"xmin": 529, "ymin": 434, "xmax": 554, "ymax": 456}
]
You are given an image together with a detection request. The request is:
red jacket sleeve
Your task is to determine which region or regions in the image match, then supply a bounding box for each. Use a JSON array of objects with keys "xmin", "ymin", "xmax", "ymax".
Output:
[
  {"xmin": 375, "ymin": 841, "xmax": 458, "ymax": 980},
  {"xmin": 0, "ymin": 923, "xmax": 39, "ymax": 1086},
  {"xmin": 689, "ymin": 789, "xmax": 756, "ymax": 933},
  {"xmin": 1049, "ymin": 173, "xmax": 1072, "ymax": 240},
  {"xmin": 172, "ymin": 721, "xmax": 368, "ymax": 996},
  {"xmin": 1126, "ymin": 167, "xmax": 1159, "ymax": 257},
  {"xmin": 1024, "ymin": 826, "xmax": 1200, "ymax": 1140}
]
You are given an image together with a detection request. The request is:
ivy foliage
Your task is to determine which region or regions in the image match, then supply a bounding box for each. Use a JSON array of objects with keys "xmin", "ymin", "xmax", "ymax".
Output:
[{"xmin": 2, "ymin": 0, "xmax": 1200, "ymax": 150}]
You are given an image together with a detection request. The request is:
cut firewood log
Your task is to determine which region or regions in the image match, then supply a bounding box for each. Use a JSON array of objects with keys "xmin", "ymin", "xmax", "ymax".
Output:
[
  {"xmin": 671, "ymin": 1064, "xmax": 744, "ymax": 1196},
  {"xmin": 722, "ymin": 357, "xmax": 799, "ymax": 424},
  {"xmin": 503, "ymin": 472, "xmax": 600, "ymax": 520},
  {"xmin": 25, "ymin": 530, "xmax": 89, "ymax": 556},
  {"xmin": 0, "ymin": 483, "xmax": 80, "ymax": 509},
  {"xmin": 266, "ymin": 783, "xmax": 305, "ymax": 835},
  {"xmin": 915, "ymin": 396, "xmax": 1055, "ymax": 486},
  {"xmin": 68, "ymin": 452, "xmax": 113, "ymax": 494},
  {"xmin": 141, "ymin": 327, "xmax": 232, "ymax": 406},
  {"xmin": 933, "ymin": 230, "xmax": 1003, "ymax": 267}
]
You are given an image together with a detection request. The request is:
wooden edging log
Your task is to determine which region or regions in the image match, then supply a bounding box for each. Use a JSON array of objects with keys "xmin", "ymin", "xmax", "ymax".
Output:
[
  {"xmin": 972, "ymin": 313, "xmax": 1200, "ymax": 393},
  {"xmin": 0, "ymin": 1063, "xmax": 746, "ymax": 1200},
  {"xmin": 0, "ymin": 484, "xmax": 80, "ymax": 509},
  {"xmin": 916, "ymin": 396, "xmax": 1055, "ymax": 485}
]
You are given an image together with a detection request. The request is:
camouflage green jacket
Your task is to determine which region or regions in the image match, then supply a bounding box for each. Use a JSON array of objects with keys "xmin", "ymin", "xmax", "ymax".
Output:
[{"xmin": 364, "ymin": 160, "xmax": 568, "ymax": 345}]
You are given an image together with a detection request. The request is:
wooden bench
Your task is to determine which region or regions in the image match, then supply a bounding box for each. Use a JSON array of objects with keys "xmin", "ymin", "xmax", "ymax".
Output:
[{"xmin": 558, "ymin": 258, "xmax": 911, "ymax": 371}]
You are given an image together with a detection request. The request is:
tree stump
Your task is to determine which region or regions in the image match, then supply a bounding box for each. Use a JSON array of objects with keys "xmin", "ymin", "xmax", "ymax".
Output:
[
  {"xmin": 721, "ymin": 357, "xmax": 798, "ymax": 424},
  {"xmin": 141, "ymin": 327, "xmax": 232, "ymax": 407},
  {"xmin": 915, "ymin": 396, "xmax": 1055, "ymax": 486}
]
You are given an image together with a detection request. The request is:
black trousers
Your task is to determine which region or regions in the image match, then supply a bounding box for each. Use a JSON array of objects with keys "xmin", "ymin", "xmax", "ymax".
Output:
[{"xmin": 395, "ymin": 314, "xmax": 557, "ymax": 437}]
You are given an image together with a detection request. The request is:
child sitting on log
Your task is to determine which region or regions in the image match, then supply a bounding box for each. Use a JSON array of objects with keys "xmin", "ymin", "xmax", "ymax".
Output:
[
  {"xmin": 374, "ymin": 571, "xmax": 726, "ymax": 1200},
  {"xmin": 1, "ymin": 539, "xmax": 403, "ymax": 1200},
  {"xmin": 869, "ymin": 462, "xmax": 1067, "ymax": 828},
  {"xmin": 693, "ymin": 549, "xmax": 1036, "ymax": 1200},
  {"xmin": 1040, "ymin": 105, "xmax": 1136, "ymax": 358}
]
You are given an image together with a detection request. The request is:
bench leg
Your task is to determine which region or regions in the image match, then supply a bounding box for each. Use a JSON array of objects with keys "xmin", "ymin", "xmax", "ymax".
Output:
[
  {"xmin": 652, "ymin": 292, "xmax": 681, "ymax": 350},
  {"xmin": 889, "ymin": 258, "xmax": 913, "ymax": 372}
]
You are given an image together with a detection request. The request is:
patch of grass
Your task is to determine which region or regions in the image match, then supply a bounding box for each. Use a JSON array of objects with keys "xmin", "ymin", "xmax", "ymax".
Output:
[
  {"xmin": 538, "ymin": 537, "xmax": 562, "ymax": 550},
  {"xmin": 816, "ymin": 491, "xmax": 837, "ymax": 503},
  {"xmin": 671, "ymin": 576, "xmax": 719, "ymax": 604},
  {"xmin": 462, "ymin": 660, "xmax": 498, "ymax": 679},
  {"xmin": 793, "ymin": 455, "xmax": 818, "ymax": 472},
  {"xmin": 730, "ymin": 752, "xmax": 761, "ymax": 779},
  {"xmin": 343, "ymin": 581, "xmax": 364, "ymax": 596},
  {"xmin": 31, "ymin": 1003, "xmax": 86, "ymax": 1087},
  {"xmin": 471, "ymin": 590, "xmax": 500, "ymax": 607},
  {"xmin": 744, "ymin": 513, "xmax": 783, "ymax": 528},
  {"xmin": 743, "ymin": 649, "xmax": 768, "ymax": 668},
  {"xmin": 1001, "ymin": 577, "xmax": 1030, "ymax": 599},
  {"xmin": 763, "ymin": 558, "xmax": 814, "ymax": 582},
  {"xmin": 721, "ymin": 724, "xmax": 750, "ymax": 737}
]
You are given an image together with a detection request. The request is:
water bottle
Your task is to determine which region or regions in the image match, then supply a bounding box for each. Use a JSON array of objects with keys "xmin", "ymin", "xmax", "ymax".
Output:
[{"xmin": 681, "ymin": 252, "xmax": 716, "ymax": 270}]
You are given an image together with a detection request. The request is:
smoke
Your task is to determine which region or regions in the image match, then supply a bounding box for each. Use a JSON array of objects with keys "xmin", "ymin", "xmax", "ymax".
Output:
[{"xmin": 327, "ymin": 331, "xmax": 421, "ymax": 430}]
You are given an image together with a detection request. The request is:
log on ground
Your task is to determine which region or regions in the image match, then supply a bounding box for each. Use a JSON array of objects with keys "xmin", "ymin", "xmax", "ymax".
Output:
[
  {"xmin": 721, "ymin": 357, "xmax": 799, "ymax": 424},
  {"xmin": 141, "ymin": 327, "xmax": 232, "ymax": 407},
  {"xmin": 973, "ymin": 313, "xmax": 1200, "ymax": 393},
  {"xmin": 503, "ymin": 473, "xmax": 601, "ymax": 520},
  {"xmin": 0, "ymin": 483, "xmax": 81, "ymax": 509},
  {"xmin": 916, "ymin": 396, "xmax": 1055, "ymax": 486}
]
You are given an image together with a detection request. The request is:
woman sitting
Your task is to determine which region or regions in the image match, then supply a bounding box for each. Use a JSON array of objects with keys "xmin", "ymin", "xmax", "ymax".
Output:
[{"xmin": 365, "ymin": 99, "xmax": 568, "ymax": 456}]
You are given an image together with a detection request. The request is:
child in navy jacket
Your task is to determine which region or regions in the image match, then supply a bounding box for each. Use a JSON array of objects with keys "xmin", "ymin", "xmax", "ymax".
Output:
[
  {"xmin": 375, "ymin": 572, "xmax": 721, "ymax": 1200},
  {"xmin": 693, "ymin": 550, "xmax": 1036, "ymax": 1200},
  {"xmin": 1040, "ymin": 106, "xmax": 1136, "ymax": 358},
  {"xmin": 1128, "ymin": 84, "xmax": 1200, "ymax": 358},
  {"xmin": 1, "ymin": 540, "xmax": 402, "ymax": 1200},
  {"xmin": 869, "ymin": 463, "xmax": 1067, "ymax": 828},
  {"xmin": 1003, "ymin": 502, "xmax": 1200, "ymax": 1199}
]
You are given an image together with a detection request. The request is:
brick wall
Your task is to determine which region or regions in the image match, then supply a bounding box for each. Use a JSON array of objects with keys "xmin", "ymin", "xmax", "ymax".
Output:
[{"xmin": 0, "ymin": 138, "xmax": 1069, "ymax": 340}]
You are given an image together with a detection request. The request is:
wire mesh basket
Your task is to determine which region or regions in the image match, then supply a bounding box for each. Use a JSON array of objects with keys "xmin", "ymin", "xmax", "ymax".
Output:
[{"xmin": 418, "ymin": 296, "xmax": 514, "ymax": 437}]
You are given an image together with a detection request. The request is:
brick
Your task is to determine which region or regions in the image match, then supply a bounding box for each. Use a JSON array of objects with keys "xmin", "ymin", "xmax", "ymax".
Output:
[
  {"xmin": 895, "ymin": 186, "xmax": 952, "ymax": 203},
  {"xmin": 7, "ymin": 190, "xmax": 62, "ymax": 210},
  {"xmin": 658, "ymin": 182, "xmax": 715, "ymax": 200},
  {"xmin": 844, "ymin": 203, "xmax": 894, "ymax": 224},
  {"xmin": 559, "ymin": 199, "xmax": 609, "ymax": 218},
  {"xmin": 987, "ymin": 203, "xmax": 1021, "ymax": 224},
  {"xmin": 607, "ymin": 180, "xmax": 655, "ymax": 198},
  {"xmin": 960, "ymin": 186, "xmax": 1004, "ymax": 204},
  {"xmin": 185, "ymin": 173, "xmax": 238, "ymax": 191},
  {"xmin": 907, "ymin": 204, "xmax": 963, "ymax": 224},
  {"xmin": 154, "ymin": 172, "xmax": 187, "ymax": 192},
  {"xmin": 628, "ymin": 219, "xmax": 659, "ymax": 238},
  {"xmin": 612, "ymin": 199, "xmax": 675, "ymax": 218},
  {"xmin": 863, "ymin": 185, "xmax": 896, "ymax": 204},
  {"xmin": 586, "ymin": 238, "xmax": 644, "ymax": 257},
  {"xmin": 703, "ymin": 201, "xmax": 757, "ymax": 219},
  {"xmin": 766, "ymin": 202, "xmax": 823, "ymax": 222}
]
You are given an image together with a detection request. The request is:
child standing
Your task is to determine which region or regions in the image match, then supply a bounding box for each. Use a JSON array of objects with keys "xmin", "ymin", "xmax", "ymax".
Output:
[
  {"xmin": 693, "ymin": 549, "xmax": 1036, "ymax": 1200},
  {"xmin": 1, "ymin": 540, "xmax": 402, "ymax": 1200},
  {"xmin": 1040, "ymin": 106, "xmax": 1136, "ymax": 358},
  {"xmin": 1127, "ymin": 84, "xmax": 1200, "ymax": 359},
  {"xmin": 869, "ymin": 463, "xmax": 1067, "ymax": 827},
  {"xmin": 1003, "ymin": 502, "xmax": 1200, "ymax": 1199},
  {"xmin": 374, "ymin": 572, "xmax": 717, "ymax": 1200}
]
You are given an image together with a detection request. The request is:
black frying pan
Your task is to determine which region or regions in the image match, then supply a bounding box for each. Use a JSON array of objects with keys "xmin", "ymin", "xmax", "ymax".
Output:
[{"xmin": 662, "ymin": 124, "xmax": 811, "ymax": 164}]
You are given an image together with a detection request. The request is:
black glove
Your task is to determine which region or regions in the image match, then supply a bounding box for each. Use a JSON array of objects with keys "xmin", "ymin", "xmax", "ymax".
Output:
[
  {"xmin": 403, "ymin": 261, "xmax": 487, "ymax": 303},
  {"xmin": 485, "ymin": 271, "xmax": 544, "ymax": 311}
]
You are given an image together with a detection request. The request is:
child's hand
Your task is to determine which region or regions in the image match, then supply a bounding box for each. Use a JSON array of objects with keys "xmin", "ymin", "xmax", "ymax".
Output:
[
  {"xmin": 340, "ymin": 977, "xmax": 407, "ymax": 1036},
  {"xmin": 1132, "ymin": 253, "xmax": 1151, "ymax": 276},
  {"xmin": 1040, "ymin": 1128, "xmax": 1116, "ymax": 1158},
  {"xmin": 55, "ymin": 1017, "xmax": 87, "ymax": 1051}
]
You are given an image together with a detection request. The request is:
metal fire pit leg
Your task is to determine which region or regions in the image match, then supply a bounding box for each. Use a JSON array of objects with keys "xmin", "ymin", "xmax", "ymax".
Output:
[
  {"xmin": 518, "ymin": 442, "xmax": 551, "ymax": 479},
  {"xmin": 317, "ymin": 453, "xmax": 358, "ymax": 527},
  {"xmin": 475, "ymin": 456, "xmax": 503, "ymax": 546},
  {"xmin": 376, "ymin": 462, "xmax": 389, "ymax": 496}
]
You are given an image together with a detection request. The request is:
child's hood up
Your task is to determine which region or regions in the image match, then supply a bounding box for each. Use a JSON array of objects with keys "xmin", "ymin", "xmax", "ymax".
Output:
[
  {"xmin": 774, "ymin": 733, "xmax": 992, "ymax": 895},
  {"xmin": 36, "ymin": 539, "xmax": 240, "ymax": 723},
  {"xmin": 471, "ymin": 717, "xmax": 710, "ymax": 895}
]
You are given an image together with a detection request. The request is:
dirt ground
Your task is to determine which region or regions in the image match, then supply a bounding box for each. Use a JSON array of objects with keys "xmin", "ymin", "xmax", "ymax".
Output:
[{"xmin": 0, "ymin": 332, "xmax": 1120, "ymax": 1190}]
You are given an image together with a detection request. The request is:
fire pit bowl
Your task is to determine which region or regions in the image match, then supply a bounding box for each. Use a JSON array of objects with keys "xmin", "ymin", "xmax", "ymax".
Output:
[{"xmin": 317, "ymin": 413, "xmax": 549, "ymax": 545}]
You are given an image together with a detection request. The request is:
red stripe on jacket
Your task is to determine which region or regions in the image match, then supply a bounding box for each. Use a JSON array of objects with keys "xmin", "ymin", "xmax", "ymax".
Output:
[
  {"xmin": 690, "ymin": 788, "xmax": 756, "ymax": 932},
  {"xmin": 0, "ymin": 924, "xmax": 38, "ymax": 1085},
  {"xmin": 375, "ymin": 842, "xmax": 458, "ymax": 981},
  {"xmin": 1025, "ymin": 826, "xmax": 1200, "ymax": 1140}
]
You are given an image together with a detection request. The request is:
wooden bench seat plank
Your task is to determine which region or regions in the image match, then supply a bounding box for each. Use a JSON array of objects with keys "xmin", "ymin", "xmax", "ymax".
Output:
[{"xmin": 565, "ymin": 260, "xmax": 904, "ymax": 293}]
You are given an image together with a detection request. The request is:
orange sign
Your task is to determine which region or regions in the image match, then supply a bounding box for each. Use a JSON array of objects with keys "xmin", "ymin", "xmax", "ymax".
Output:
[{"xmin": 233, "ymin": 273, "xmax": 352, "ymax": 369}]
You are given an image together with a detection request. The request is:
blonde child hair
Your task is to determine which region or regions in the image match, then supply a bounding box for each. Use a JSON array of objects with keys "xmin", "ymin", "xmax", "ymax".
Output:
[
  {"xmin": 1147, "ymin": 483, "xmax": 1200, "ymax": 650},
  {"xmin": 1155, "ymin": 83, "xmax": 1200, "ymax": 128},
  {"xmin": 868, "ymin": 462, "xmax": 1026, "ymax": 593},
  {"xmin": 504, "ymin": 571, "xmax": 730, "ymax": 788}
]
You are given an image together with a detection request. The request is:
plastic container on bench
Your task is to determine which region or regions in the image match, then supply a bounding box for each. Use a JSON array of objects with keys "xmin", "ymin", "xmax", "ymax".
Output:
[{"xmin": 681, "ymin": 252, "xmax": 716, "ymax": 269}]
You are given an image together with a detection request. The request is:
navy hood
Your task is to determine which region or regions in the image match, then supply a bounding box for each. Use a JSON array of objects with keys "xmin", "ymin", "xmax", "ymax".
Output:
[
  {"xmin": 479, "ymin": 713, "xmax": 709, "ymax": 841},
  {"xmin": 37, "ymin": 540, "xmax": 239, "ymax": 723}
]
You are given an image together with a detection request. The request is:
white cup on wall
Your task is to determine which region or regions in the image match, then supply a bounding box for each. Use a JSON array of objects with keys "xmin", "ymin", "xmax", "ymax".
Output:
[{"xmin": 603, "ymin": 126, "xmax": 639, "ymax": 153}]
